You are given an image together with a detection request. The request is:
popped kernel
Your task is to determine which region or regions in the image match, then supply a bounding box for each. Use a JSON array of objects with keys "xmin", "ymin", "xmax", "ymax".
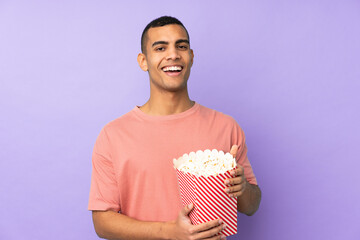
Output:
[{"xmin": 173, "ymin": 149, "xmax": 236, "ymax": 177}]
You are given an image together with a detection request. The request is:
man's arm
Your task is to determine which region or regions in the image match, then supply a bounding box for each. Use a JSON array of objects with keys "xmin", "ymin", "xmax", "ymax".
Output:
[
  {"xmin": 235, "ymin": 180, "xmax": 261, "ymax": 215},
  {"xmin": 224, "ymin": 145, "xmax": 262, "ymax": 216},
  {"xmin": 92, "ymin": 203, "xmax": 226, "ymax": 240}
]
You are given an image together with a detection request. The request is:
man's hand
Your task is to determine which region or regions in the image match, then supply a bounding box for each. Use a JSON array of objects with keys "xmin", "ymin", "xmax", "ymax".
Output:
[
  {"xmin": 223, "ymin": 145, "xmax": 261, "ymax": 215},
  {"xmin": 223, "ymin": 145, "xmax": 247, "ymax": 198},
  {"xmin": 170, "ymin": 203, "xmax": 226, "ymax": 240}
]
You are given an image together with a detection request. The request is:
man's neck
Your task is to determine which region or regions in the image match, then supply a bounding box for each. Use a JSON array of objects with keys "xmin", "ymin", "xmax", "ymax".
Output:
[{"xmin": 139, "ymin": 88, "xmax": 194, "ymax": 116}]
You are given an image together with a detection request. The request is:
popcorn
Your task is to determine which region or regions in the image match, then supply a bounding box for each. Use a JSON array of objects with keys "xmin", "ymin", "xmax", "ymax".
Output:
[
  {"xmin": 173, "ymin": 149, "xmax": 238, "ymax": 237},
  {"xmin": 173, "ymin": 149, "xmax": 237, "ymax": 177}
]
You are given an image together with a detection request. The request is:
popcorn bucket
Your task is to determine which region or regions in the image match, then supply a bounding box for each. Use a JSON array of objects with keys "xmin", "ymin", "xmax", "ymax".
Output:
[{"xmin": 176, "ymin": 168, "xmax": 238, "ymax": 237}]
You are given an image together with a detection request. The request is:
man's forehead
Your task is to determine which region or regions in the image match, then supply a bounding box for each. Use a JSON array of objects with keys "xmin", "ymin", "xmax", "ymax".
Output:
[{"xmin": 146, "ymin": 24, "xmax": 189, "ymax": 43}]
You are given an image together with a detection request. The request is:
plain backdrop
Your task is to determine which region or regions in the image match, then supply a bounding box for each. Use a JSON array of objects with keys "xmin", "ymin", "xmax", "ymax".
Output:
[{"xmin": 1, "ymin": 0, "xmax": 359, "ymax": 239}]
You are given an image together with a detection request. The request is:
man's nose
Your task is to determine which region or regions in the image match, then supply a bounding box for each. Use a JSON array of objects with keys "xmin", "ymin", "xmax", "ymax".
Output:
[{"xmin": 166, "ymin": 46, "xmax": 180, "ymax": 60}]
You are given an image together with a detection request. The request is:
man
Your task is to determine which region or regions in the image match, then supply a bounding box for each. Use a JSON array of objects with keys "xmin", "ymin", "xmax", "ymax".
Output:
[{"xmin": 88, "ymin": 16, "xmax": 261, "ymax": 240}]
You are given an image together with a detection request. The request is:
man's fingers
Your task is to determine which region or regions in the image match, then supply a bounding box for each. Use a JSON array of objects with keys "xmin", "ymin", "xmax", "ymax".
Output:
[
  {"xmin": 180, "ymin": 203, "xmax": 194, "ymax": 216},
  {"xmin": 225, "ymin": 176, "xmax": 244, "ymax": 186},
  {"xmin": 230, "ymin": 165, "xmax": 244, "ymax": 177},
  {"xmin": 229, "ymin": 145, "xmax": 238, "ymax": 158},
  {"xmin": 191, "ymin": 219, "xmax": 222, "ymax": 233},
  {"xmin": 193, "ymin": 223, "xmax": 226, "ymax": 239},
  {"xmin": 224, "ymin": 167, "xmax": 244, "ymax": 185},
  {"xmin": 225, "ymin": 184, "xmax": 242, "ymax": 193}
]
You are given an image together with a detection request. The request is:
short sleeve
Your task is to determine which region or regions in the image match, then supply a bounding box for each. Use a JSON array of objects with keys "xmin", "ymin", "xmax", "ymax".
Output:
[
  {"xmin": 88, "ymin": 127, "xmax": 121, "ymax": 212},
  {"xmin": 231, "ymin": 120, "xmax": 258, "ymax": 185}
]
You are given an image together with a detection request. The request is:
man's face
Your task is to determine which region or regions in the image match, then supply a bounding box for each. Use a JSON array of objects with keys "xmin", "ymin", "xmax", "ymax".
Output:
[{"xmin": 138, "ymin": 24, "xmax": 194, "ymax": 93}]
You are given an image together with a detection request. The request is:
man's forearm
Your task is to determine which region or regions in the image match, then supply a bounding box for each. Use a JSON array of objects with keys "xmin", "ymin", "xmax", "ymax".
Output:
[
  {"xmin": 237, "ymin": 182, "xmax": 261, "ymax": 216},
  {"xmin": 92, "ymin": 210, "xmax": 174, "ymax": 240}
]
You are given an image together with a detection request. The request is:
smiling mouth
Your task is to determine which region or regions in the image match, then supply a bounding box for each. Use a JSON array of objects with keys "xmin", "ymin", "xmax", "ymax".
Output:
[{"xmin": 162, "ymin": 66, "xmax": 183, "ymax": 73}]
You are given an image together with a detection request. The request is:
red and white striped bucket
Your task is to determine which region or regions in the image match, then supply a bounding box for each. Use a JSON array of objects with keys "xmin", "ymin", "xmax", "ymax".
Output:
[{"xmin": 176, "ymin": 168, "xmax": 238, "ymax": 237}]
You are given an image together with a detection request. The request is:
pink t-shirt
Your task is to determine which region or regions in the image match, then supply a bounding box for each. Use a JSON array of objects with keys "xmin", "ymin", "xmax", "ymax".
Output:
[{"xmin": 88, "ymin": 103, "xmax": 257, "ymax": 222}]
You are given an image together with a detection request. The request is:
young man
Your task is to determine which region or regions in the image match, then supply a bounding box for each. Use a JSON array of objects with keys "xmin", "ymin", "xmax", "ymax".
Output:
[{"xmin": 88, "ymin": 16, "xmax": 261, "ymax": 240}]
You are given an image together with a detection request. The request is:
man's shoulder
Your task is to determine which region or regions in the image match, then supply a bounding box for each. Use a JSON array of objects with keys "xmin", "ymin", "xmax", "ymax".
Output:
[
  {"xmin": 198, "ymin": 104, "xmax": 237, "ymax": 124},
  {"xmin": 102, "ymin": 108, "xmax": 138, "ymax": 131}
]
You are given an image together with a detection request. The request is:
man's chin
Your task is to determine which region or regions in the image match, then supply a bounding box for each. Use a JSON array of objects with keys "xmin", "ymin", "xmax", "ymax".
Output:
[
  {"xmin": 162, "ymin": 84, "xmax": 188, "ymax": 93},
  {"xmin": 150, "ymin": 78, "xmax": 188, "ymax": 93},
  {"xmin": 159, "ymin": 82, "xmax": 188, "ymax": 93}
]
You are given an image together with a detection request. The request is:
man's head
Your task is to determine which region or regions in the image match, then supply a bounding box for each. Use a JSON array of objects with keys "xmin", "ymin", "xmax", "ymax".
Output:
[
  {"xmin": 141, "ymin": 16, "xmax": 190, "ymax": 54},
  {"xmin": 137, "ymin": 16, "xmax": 194, "ymax": 93}
]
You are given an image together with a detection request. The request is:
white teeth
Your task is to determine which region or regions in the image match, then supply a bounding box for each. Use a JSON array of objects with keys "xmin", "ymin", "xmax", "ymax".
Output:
[{"xmin": 163, "ymin": 66, "xmax": 182, "ymax": 72}]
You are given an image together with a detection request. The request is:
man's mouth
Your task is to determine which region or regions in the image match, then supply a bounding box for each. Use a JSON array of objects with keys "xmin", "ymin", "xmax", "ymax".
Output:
[{"xmin": 162, "ymin": 65, "xmax": 183, "ymax": 76}]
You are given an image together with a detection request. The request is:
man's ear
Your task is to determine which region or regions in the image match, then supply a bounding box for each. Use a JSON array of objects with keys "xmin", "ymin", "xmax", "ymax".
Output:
[
  {"xmin": 190, "ymin": 49, "xmax": 194, "ymax": 67},
  {"xmin": 137, "ymin": 53, "xmax": 148, "ymax": 71}
]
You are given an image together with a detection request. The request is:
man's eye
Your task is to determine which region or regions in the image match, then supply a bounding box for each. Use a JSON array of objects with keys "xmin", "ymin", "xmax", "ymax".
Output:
[
  {"xmin": 178, "ymin": 45, "xmax": 188, "ymax": 50},
  {"xmin": 155, "ymin": 47, "xmax": 165, "ymax": 51}
]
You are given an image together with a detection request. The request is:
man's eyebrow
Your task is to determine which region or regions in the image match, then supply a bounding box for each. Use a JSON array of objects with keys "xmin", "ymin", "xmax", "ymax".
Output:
[
  {"xmin": 176, "ymin": 39, "xmax": 190, "ymax": 45},
  {"xmin": 151, "ymin": 39, "xmax": 190, "ymax": 48},
  {"xmin": 152, "ymin": 41, "xmax": 168, "ymax": 48}
]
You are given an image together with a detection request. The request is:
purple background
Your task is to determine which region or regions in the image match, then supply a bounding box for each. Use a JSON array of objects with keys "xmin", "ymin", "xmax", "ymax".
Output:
[{"xmin": 1, "ymin": 0, "xmax": 359, "ymax": 239}]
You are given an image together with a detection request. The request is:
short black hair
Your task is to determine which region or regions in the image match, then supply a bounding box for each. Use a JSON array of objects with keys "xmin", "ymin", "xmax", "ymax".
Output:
[{"xmin": 141, "ymin": 16, "xmax": 190, "ymax": 53}]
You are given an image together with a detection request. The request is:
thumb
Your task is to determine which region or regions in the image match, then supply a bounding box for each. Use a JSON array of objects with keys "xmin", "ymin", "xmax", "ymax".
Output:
[
  {"xmin": 230, "ymin": 145, "xmax": 238, "ymax": 158},
  {"xmin": 181, "ymin": 203, "xmax": 194, "ymax": 216}
]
